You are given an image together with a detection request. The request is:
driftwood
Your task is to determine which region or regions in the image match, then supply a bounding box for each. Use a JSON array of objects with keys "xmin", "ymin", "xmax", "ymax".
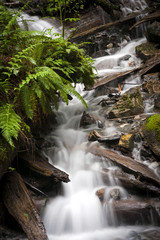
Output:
[
  {"xmin": 130, "ymin": 10, "xmax": 160, "ymax": 30},
  {"xmin": 2, "ymin": 171, "xmax": 48, "ymax": 240},
  {"xmin": 110, "ymin": 199, "xmax": 160, "ymax": 225},
  {"xmin": 19, "ymin": 152, "xmax": 70, "ymax": 183},
  {"xmin": 87, "ymin": 146, "xmax": 160, "ymax": 187}
]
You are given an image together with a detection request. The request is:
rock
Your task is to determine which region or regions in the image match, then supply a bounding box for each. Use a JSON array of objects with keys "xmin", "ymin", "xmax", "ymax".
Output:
[
  {"xmin": 80, "ymin": 111, "xmax": 96, "ymax": 127},
  {"xmin": 94, "ymin": 85, "xmax": 119, "ymax": 97},
  {"xmin": 96, "ymin": 188, "xmax": 105, "ymax": 201},
  {"xmin": 154, "ymin": 94, "xmax": 160, "ymax": 110},
  {"xmin": 109, "ymin": 188, "xmax": 120, "ymax": 200},
  {"xmin": 106, "ymin": 43, "xmax": 113, "ymax": 48},
  {"xmin": 111, "ymin": 200, "xmax": 160, "ymax": 225},
  {"xmin": 136, "ymin": 42, "xmax": 159, "ymax": 62},
  {"xmin": 140, "ymin": 115, "xmax": 160, "ymax": 158},
  {"xmin": 146, "ymin": 21, "xmax": 160, "ymax": 46},
  {"xmin": 118, "ymin": 134, "xmax": 134, "ymax": 151},
  {"xmin": 107, "ymin": 87, "xmax": 144, "ymax": 119},
  {"xmin": 143, "ymin": 72, "xmax": 160, "ymax": 94}
]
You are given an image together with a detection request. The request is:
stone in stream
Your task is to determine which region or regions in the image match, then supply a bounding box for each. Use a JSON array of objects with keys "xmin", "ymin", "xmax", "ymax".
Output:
[
  {"xmin": 107, "ymin": 86, "xmax": 144, "ymax": 119},
  {"xmin": 109, "ymin": 188, "xmax": 121, "ymax": 200},
  {"xmin": 118, "ymin": 133, "xmax": 134, "ymax": 151},
  {"xmin": 80, "ymin": 111, "xmax": 96, "ymax": 127},
  {"xmin": 142, "ymin": 72, "xmax": 160, "ymax": 94}
]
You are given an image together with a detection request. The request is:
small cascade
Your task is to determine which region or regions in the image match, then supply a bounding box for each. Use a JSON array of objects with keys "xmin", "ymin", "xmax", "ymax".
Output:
[
  {"xmin": 120, "ymin": 0, "xmax": 148, "ymax": 37},
  {"xmin": 18, "ymin": 13, "xmax": 61, "ymax": 37},
  {"xmin": 120, "ymin": 0, "xmax": 148, "ymax": 17},
  {"xmin": 94, "ymin": 38, "xmax": 146, "ymax": 78}
]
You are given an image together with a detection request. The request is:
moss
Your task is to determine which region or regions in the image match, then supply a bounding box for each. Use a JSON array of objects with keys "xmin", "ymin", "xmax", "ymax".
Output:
[
  {"xmin": 136, "ymin": 42, "xmax": 159, "ymax": 55},
  {"xmin": 146, "ymin": 114, "xmax": 160, "ymax": 141}
]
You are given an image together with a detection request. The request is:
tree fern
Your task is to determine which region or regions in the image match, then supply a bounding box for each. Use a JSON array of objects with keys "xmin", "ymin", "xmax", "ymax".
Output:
[{"xmin": 0, "ymin": 104, "xmax": 21, "ymax": 147}]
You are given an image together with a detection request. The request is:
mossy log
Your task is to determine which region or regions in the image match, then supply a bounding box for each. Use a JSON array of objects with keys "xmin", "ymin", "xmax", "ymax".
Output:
[
  {"xmin": 2, "ymin": 171, "xmax": 48, "ymax": 240},
  {"xmin": 87, "ymin": 146, "xmax": 160, "ymax": 187}
]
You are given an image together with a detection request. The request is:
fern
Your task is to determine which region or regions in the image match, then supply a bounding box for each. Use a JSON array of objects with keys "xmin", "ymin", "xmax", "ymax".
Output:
[{"xmin": 0, "ymin": 104, "xmax": 21, "ymax": 147}]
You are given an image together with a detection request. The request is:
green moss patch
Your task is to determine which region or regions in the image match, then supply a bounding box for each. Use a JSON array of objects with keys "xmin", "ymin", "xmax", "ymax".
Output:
[{"xmin": 146, "ymin": 114, "xmax": 160, "ymax": 141}]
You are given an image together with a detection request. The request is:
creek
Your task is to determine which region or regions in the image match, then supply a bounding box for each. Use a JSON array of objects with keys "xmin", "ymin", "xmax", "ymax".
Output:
[{"xmin": 20, "ymin": 0, "xmax": 160, "ymax": 239}]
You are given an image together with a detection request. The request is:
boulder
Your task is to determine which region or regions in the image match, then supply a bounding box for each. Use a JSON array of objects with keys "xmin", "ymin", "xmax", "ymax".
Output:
[
  {"xmin": 107, "ymin": 87, "xmax": 144, "ymax": 119},
  {"xmin": 96, "ymin": 188, "xmax": 105, "ymax": 201},
  {"xmin": 118, "ymin": 133, "xmax": 134, "ymax": 151},
  {"xmin": 154, "ymin": 94, "xmax": 160, "ymax": 110},
  {"xmin": 109, "ymin": 188, "xmax": 120, "ymax": 200},
  {"xmin": 80, "ymin": 111, "xmax": 96, "ymax": 127},
  {"xmin": 143, "ymin": 72, "xmax": 160, "ymax": 94},
  {"xmin": 140, "ymin": 114, "xmax": 160, "ymax": 158},
  {"xmin": 136, "ymin": 42, "xmax": 159, "ymax": 62},
  {"xmin": 146, "ymin": 21, "xmax": 160, "ymax": 46}
]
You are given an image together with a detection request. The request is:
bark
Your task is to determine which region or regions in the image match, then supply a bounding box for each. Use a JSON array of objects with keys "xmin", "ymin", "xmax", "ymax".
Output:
[
  {"xmin": 87, "ymin": 146, "xmax": 160, "ymax": 187},
  {"xmin": 19, "ymin": 151, "xmax": 70, "ymax": 183},
  {"xmin": 3, "ymin": 171, "xmax": 48, "ymax": 240}
]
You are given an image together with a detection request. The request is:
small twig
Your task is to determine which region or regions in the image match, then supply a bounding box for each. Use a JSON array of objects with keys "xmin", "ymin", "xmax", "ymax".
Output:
[{"xmin": 24, "ymin": 180, "xmax": 48, "ymax": 198}]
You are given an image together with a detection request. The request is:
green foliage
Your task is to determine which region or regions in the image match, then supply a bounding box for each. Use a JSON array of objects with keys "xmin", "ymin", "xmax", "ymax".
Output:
[
  {"xmin": 146, "ymin": 114, "xmax": 160, "ymax": 141},
  {"xmin": 0, "ymin": 5, "xmax": 95, "ymax": 154},
  {"xmin": 0, "ymin": 104, "xmax": 21, "ymax": 147}
]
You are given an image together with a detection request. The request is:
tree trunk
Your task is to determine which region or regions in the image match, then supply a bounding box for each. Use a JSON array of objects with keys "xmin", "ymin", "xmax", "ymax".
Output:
[{"xmin": 3, "ymin": 171, "xmax": 48, "ymax": 240}]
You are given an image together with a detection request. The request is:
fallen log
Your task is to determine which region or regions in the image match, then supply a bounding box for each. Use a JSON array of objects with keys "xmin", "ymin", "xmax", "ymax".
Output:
[
  {"xmin": 19, "ymin": 151, "xmax": 70, "ymax": 183},
  {"xmin": 90, "ymin": 53, "xmax": 160, "ymax": 90},
  {"xmin": 130, "ymin": 10, "xmax": 160, "ymax": 31},
  {"xmin": 2, "ymin": 171, "xmax": 48, "ymax": 240},
  {"xmin": 110, "ymin": 199, "xmax": 160, "ymax": 225},
  {"xmin": 102, "ymin": 169, "xmax": 160, "ymax": 196},
  {"xmin": 72, "ymin": 10, "xmax": 149, "ymax": 41},
  {"xmin": 87, "ymin": 146, "xmax": 160, "ymax": 187}
]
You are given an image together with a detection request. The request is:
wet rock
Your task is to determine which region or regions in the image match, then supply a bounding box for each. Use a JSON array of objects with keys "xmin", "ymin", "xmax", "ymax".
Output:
[
  {"xmin": 97, "ymin": 120, "xmax": 104, "ymax": 128},
  {"xmin": 136, "ymin": 42, "xmax": 160, "ymax": 62},
  {"xmin": 109, "ymin": 188, "xmax": 120, "ymax": 200},
  {"xmin": 154, "ymin": 94, "xmax": 160, "ymax": 111},
  {"xmin": 112, "ymin": 200, "xmax": 160, "ymax": 225},
  {"xmin": 96, "ymin": 188, "xmax": 105, "ymax": 201},
  {"xmin": 140, "ymin": 115, "xmax": 160, "ymax": 158},
  {"xmin": 143, "ymin": 72, "xmax": 160, "ymax": 94},
  {"xmin": 80, "ymin": 111, "xmax": 96, "ymax": 127},
  {"xmin": 118, "ymin": 134, "xmax": 134, "ymax": 151},
  {"xmin": 107, "ymin": 87, "xmax": 144, "ymax": 119},
  {"xmin": 146, "ymin": 21, "xmax": 160, "ymax": 46},
  {"xmin": 138, "ymin": 229, "xmax": 160, "ymax": 240},
  {"xmin": 94, "ymin": 85, "xmax": 119, "ymax": 97},
  {"xmin": 106, "ymin": 43, "xmax": 113, "ymax": 48}
]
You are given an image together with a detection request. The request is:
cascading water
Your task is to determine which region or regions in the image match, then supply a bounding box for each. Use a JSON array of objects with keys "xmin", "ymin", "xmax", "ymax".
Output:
[{"xmin": 20, "ymin": 1, "xmax": 160, "ymax": 239}]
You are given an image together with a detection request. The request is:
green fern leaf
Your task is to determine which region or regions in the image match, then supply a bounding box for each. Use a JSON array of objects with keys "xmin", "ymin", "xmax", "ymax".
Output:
[{"xmin": 0, "ymin": 104, "xmax": 21, "ymax": 147}]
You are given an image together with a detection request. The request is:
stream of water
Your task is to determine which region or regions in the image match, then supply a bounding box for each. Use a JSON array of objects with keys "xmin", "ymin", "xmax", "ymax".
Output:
[{"xmin": 20, "ymin": 1, "xmax": 160, "ymax": 239}]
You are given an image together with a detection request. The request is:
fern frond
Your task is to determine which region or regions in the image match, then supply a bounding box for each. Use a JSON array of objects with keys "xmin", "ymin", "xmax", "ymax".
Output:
[
  {"xmin": 20, "ymin": 85, "xmax": 33, "ymax": 119},
  {"xmin": 0, "ymin": 104, "xmax": 21, "ymax": 147}
]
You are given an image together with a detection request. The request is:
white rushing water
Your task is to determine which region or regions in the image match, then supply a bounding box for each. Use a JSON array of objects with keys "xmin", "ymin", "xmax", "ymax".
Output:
[{"xmin": 20, "ymin": 1, "xmax": 159, "ymax": 239}]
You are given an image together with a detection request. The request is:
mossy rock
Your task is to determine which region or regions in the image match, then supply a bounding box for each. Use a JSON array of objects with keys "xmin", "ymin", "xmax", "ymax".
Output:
[
  {"xmin": 136, "ymin": 42, "xmax": 160, "ymax": 62},
  {"xmin": 141, "ymin": 114, "xmax": 160, "ymax": 158},
  {"xmin": 107, "ymin": 86, "xmax": 144, "ymax": 119}
]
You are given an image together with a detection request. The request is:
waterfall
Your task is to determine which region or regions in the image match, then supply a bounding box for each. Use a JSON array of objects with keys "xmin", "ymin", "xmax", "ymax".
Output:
[{"xmin": 18, "ymin": 1, "xmax": 160, "ymax": 239}]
